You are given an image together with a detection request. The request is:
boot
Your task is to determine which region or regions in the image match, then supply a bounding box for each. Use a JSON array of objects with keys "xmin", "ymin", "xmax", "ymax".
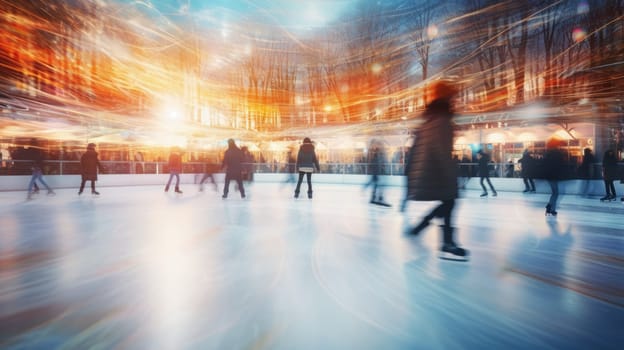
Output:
[
  {"xmin": 294, "ymin": 191, "xmax": 299, "ymax": 199},
  {"xmin": 308, "ymin": 191, "xmax": 313, "ymax": 199},
  {"xmin": 545, "ymin": 204, "xmax": 557, "ymax": 216},
  {"xmin": 92, "ymin": 190, "xmax": 100, "ymax": 195},
  {"xmin": 439, "ymin": 226, "xmax": 469, "ymax": 261},
  {"xmin": 480, "ymin": 192, "xmax": 488, "ymax": 197},
  {"xmin": 164, "ymin": 185, "xmax": 169, "ymax": 192},
  {"xmin": 175, "ymin": 186, "xmax": 183, "ymax": 194}
]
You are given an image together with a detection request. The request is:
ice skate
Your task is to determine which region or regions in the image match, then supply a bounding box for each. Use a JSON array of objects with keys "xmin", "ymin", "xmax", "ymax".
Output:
[
  {"xmin": 92, "ymin": 190, "xmax": 100, "ymax": 196},
  {"xmin": 371, "ymin": 196, "xmax": 391, "ymax": 207},
  {"xmin": 175, "ymin": 186, "xmax": 183, "ymax": 194},
  {"xmin": 439, "ymin": 243, "xmax": 469, "ymax": 261},
  {"xmin": 545, "ymin": 204, "xmax": 557, "ymax": 216},
  {"xmin": 47, "ymin": 190, "xmax": 55, "ymax": 196},
  {"xmin": 307, "ymin": 191, "xmax": 313, "ymax": 199},
  {"xmin": 600, "ymin": 195, "xmax": 614, "ymax": 202},
  {"xmin": 480, "ymin": 192, "xmax": 488, "ymax": 197}
]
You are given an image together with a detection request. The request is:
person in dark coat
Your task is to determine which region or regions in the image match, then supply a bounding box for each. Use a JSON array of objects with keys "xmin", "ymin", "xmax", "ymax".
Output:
[
  {"xmin": 518, "ymin": 149, "xmax": 536, "ymax": 193},
  {"xmin": 477, "ymin": 149, "xmax": 497, "ymax": 197},
  {"xmin": 241, "ymin": 146, "xmax": 254, "ymax": 183},
  {"xmin": 600, "ymin": 149, "xmax": 618, "ymax": 201},
  {"xmin": 164, "ymin": 147, "xmax": 183, "ymax": 194},
  {"xmin": 198, "ymin": 155, "xmax": 218, "ymax": 193},
  {"xmin": 365, "ymin": 140, "xmax": 390, "ymax": 206},
  {"xmin": 578, "ymin": 147, "xmax": 595, "ymax": 197},
  {"xmin": 282, "ymin": 147, "xmax": 297, "ymax": 185},
  {"xmin": 294, "ymin": 137, "xmax": 320, "ymax": 199},
  {"xmin": 26, "ymin": 140, "xmax": 55, "ymax": 200},
  {"xmin": 404, "ymin": 80, "xmax": 468, "ymax": 261},
  {"xmin": 79, "ymin": 143, "xmax": 102, "ymax": 195},
  {"xmin": 221, "ymin": 139, "xmax": 245, "ymax": 199},
  {"xmin": 542, "ymin": 139, "xmax": 567, "ymax": 216}
]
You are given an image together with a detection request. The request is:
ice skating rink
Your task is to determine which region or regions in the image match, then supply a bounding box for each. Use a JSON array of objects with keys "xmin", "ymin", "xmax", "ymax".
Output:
[{"xmin": 1, "ymin": 183, "xmax": 623, "ymax": 349}]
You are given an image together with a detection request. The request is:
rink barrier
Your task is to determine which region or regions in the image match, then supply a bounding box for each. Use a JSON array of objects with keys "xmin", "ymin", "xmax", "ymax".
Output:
[{"xmin": 0, "ymin": 173, "xmax": 619, "ymax": 197}]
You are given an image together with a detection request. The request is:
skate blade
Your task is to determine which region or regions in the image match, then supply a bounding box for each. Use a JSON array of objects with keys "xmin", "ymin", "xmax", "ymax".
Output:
[{"xmin": 439, "ymin": 252, "xmax": 469, "ymax": 262}]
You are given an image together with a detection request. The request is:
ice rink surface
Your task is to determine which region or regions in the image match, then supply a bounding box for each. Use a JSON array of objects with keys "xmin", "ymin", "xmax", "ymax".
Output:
[{"xmin": 1, "ymin": 182, "xmax": 623, "ymax": 349}]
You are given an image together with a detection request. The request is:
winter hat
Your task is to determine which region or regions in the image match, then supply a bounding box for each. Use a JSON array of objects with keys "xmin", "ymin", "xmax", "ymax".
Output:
[{"xmin": 303, "ymin": 137, "xmax": 311, "ymax": 144}]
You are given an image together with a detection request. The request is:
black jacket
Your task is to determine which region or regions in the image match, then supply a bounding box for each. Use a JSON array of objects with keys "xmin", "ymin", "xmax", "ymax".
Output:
[
  {"xmin": 81, "ymin": 149, "xmax": 102, "ymax": 181},
  {"xmin": 406, "ymin": 98, "xmax": 457, "ymax": 201},
  {"xmin": 296, "ymin": 143, "xmax": 320, "ymax": 171},
  {"xmin": 222, "ymin": 145, "xmax": 244, "ymax": 175}
]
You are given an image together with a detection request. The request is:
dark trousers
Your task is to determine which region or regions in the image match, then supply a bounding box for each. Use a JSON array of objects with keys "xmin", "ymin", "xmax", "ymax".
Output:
[
  {"xmin": 523, "ymin": 177, "xmax": 535, "ymax": 191},
  {"xmin": 480, "ymin": 176, "xmax": 496, "ymax": 193},
  {"xmin": 223, "ymin": 173, "xmax": 245, "ymax": 197},
  {"xmin": 548, "ymin": 180, "xmax": 559, "ymax": 210},
  {"xmin": 424, "ymin": 199, "xmax": 455, "ymax": 244},
  {"xmin": 294, "ymin": 172, "xmax": 312, "ymax": 194},
  {"xmin": 165, "ymin": 172, "xmax": 180, "ymax": 189},
  {"xmin": 367, "ymin": 174, "xmax": 384, "ymax": 201},
  {"xmin": 79, "ymin": 179, "xmax": 96, "ymax": 192},
  {"xmin": 604, "ymin": 180, "xmax": 616, "ymax": 196},
  {"xmin": 199, "ymin": 173, "xmax": 217, "ymax": 189}
]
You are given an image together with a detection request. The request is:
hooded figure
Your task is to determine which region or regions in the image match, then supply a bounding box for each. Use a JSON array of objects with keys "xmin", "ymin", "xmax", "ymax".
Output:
[
  {"xmin": 294, "ymin": 137, "xmax": 320, "ymax": 199},
  {"xmin": 79, "ymin": 143, "xmax": 102, "ymax": 195},
  {"xmin": 221, "ymin": 138, "xmax": 245, "ymax": 199},
  {"xmin": 406, "ymin": 87, "xmax": 458, "ymax": 202},
  {"xmin": 404, "ymin": 80, "xmax": 468, "ymax": 261},
  {"xmin": 542, "ymin": 138, "xmax": 567, "ymax": 215},
  {"xmin": 164, "ymin": 147, "xmax": 183, "ymax": 194},
  {"xmin": 601, "ymin": 149, "xmax": 618, "ymax": 201}
]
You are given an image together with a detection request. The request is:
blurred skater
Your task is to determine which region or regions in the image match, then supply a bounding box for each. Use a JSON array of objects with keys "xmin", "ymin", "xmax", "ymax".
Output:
[
  {"xmin": 518, "ymin": 149, "xmax": 536, "ymax": 193},
  {"xmin": 477, "ymin": 149, "xmax": 497, "ymax": 197},
  {"xmin": 600, "ymin": 149, "xmax": 618, "ymax": 202},
  {"xmin": 79, "ymin": 143, "xmax": 103, "ymax": 195},
  {"xmin": 198, "ymin": 156, "xmax": 218, "ymax": 193},
  {"xmin": 365, "ymin": 140, "xmax": 390, "ymax": 206},
  {"xmin": 164, "ymin": 147, "xmax": 183, "ymax": 194},
  {"xmin": 404, "ymin": 80, "xmax": 468, "ymax": 261},
  {"xmin": 241, "ymin": 146, "xmax": 255, "ymax": 183},
  {"xmin": 282, "ymin": 147, "xmax": 297, "ymax": 185},
  {"xmin": 294, "ymin": 137, "xmax": 320, "ymax": 199},
  {"xmin": 542, "ymin": 139, "xmax": 567, "ymax": 216},
  {"xmin": 577, "ymin": 148, "xmax": 595, "ymax": 197},
  {"xmin": 26, "ymin": 140, "xmax": 55, "ymax": 200},
  {"xmin": 222, "ymin": 139, "xmax": 245, "ymax": 199}
]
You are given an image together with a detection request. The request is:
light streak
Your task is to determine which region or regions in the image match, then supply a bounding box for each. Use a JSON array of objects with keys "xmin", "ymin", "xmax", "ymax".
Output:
[{"xmin": 0, "ymin": 0, "xmax": 621, "ymax": 149}]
